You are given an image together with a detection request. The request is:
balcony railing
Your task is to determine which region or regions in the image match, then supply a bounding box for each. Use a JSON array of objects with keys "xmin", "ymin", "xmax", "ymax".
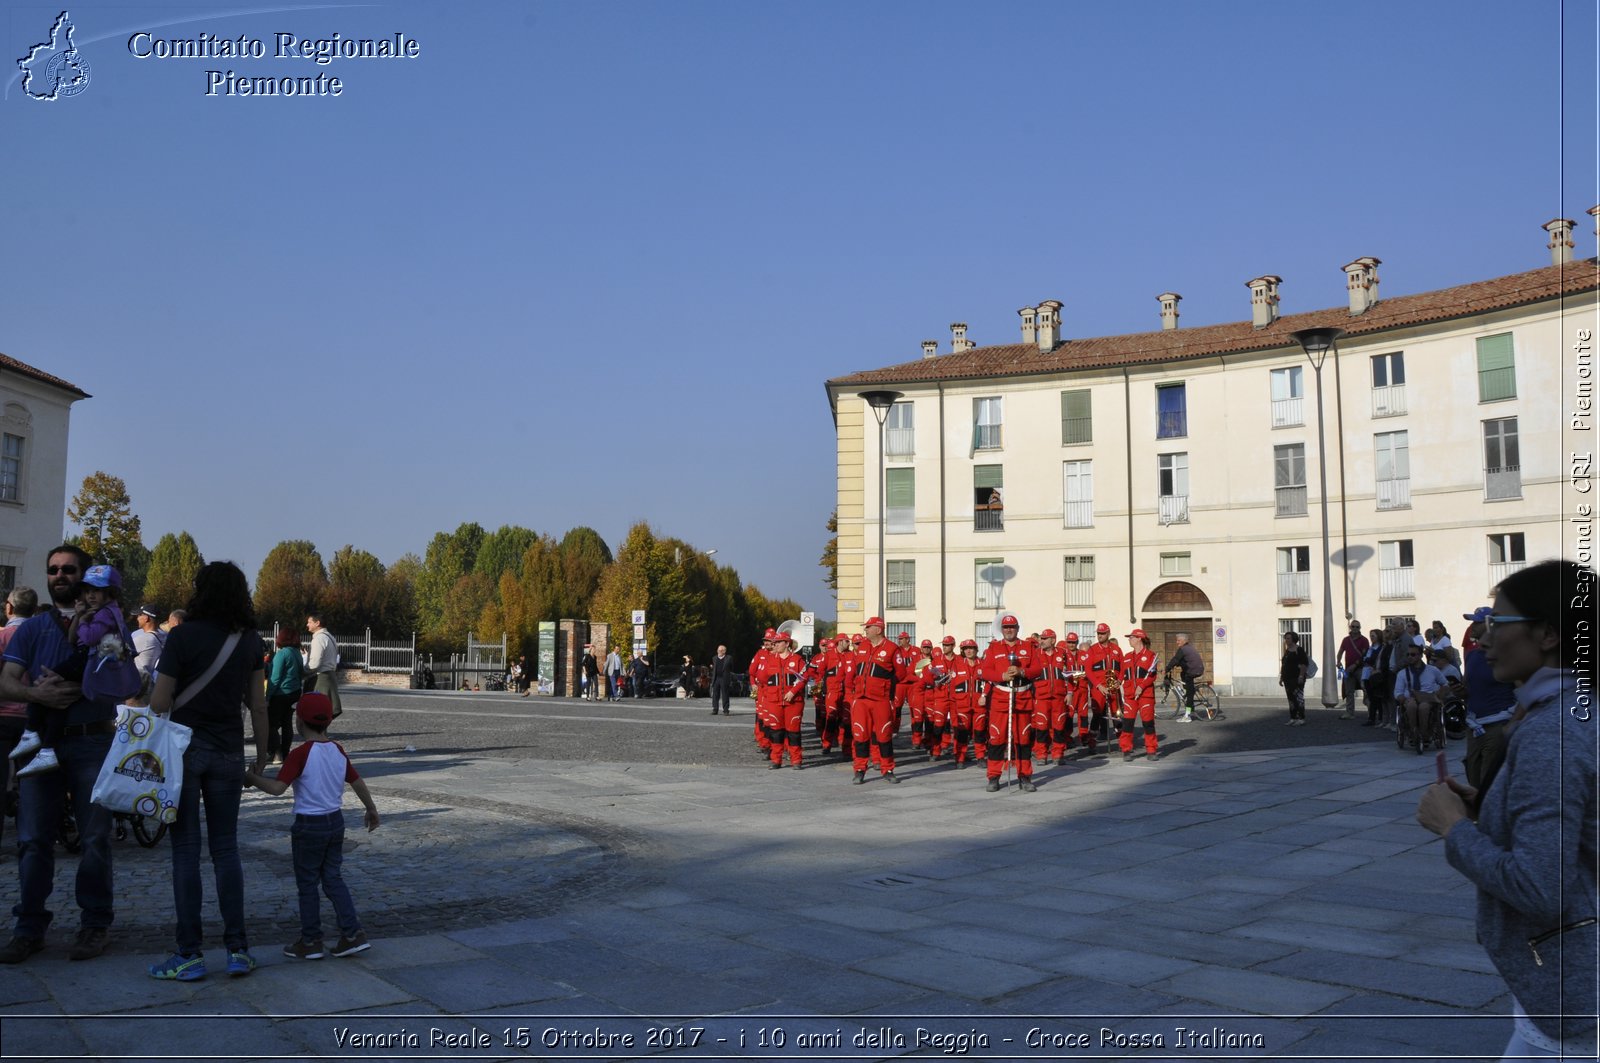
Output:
[
  {"xmin": 1379, "ymin": 567, "xmax": 1416, "ymax": 600},
  {"xmin": 1488, "ymin": 559, "xmax": 1527, "ymax": 589},
  {"xmin": 1485, "ymin": 466, "xmax": 1522, "ymax": 501},
  {"xmin": 1063, "ymin": 580, "xmax": 1094, "ymax": 607},
  {"xmin": 1064, "ymin": 500, "xmax": 1093, "ymax": 528},
  {"xmin": 1479, "ymin": 367, "xmax": 1516, "ymax": 402},
  {"xmin": 1277, "ymin": 571, "xmax": 1310, "ymax": 603},
  {"xmin": 1275, "ymin": 485, "xmax": 1307, "ymax": 517},
  {"xmin": 975, "ymin": 584, "xmax": 1001, "ymax": 609},
  {"xmin": 974, "ymin": 424, "xmax": 1002, "ymax": 450},
  {"xmin": 886, "ymin": 582, "xmax": 915, "ymax": 609},
  {"xmin": 974, "ymin": 506, "xmax": 1004, "ymax": 532},
  {"xmin": 885, "ymin": 427, "xmax": 915, "ymax": 459},
  {"xmin": 1061, "ymin": 416, "xmax": 1092, "ymax": 445},
  {"xmin": 1376, "ymin": 477, "xmax": 1411, "ymax": 510},
  {"xmin": 1372, "ymin": 384, "xmax": 1407, "ymax": 417},
  {"xmin": 1271, "ymin": 396, "xmax": 1304, "ymax": 428},
  {"xmin": 886, "ymin": 506, "xmax": 914, "ymax": 534},
  {"xmin": 1157, "ymin": 494, "xmax": 1189, "ymax": 525}
]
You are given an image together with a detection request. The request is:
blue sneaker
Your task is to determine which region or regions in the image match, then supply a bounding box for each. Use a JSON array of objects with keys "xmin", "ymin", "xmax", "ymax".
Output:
[
  {"xmin": 226, "ymin": 950, "xmax": 256, "ymax": 976},
  {"xmin": 149, "ymin": 952, "xmax": 206, "ymax": 981}
]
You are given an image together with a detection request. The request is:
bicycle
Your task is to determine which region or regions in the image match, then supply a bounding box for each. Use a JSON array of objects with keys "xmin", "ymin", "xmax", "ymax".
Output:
[{"xmin": 1162, "ymin": 675, "xmax": 1223, "ymax": 720}]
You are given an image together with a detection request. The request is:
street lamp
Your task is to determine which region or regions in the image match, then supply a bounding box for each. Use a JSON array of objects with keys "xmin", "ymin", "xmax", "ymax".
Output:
[
  {"xmin": 858, "ymin": 389, "xmax": 904, "ymax": 618},
  {"xmin": 1291, "ymin": 326, "xmax": 1346, "ymax": 711}
]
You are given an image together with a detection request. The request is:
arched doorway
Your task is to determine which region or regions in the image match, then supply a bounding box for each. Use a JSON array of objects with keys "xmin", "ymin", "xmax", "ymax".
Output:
[{"xmin": 1139, "ymin": 582, "xmax": 1215, "ymax": 681}]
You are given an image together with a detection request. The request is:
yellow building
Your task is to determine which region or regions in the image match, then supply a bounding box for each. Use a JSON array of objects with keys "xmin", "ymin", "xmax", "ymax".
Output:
[{"xmin": 826, "ymin": 214, "xmax": 1598, "ymax": 693}]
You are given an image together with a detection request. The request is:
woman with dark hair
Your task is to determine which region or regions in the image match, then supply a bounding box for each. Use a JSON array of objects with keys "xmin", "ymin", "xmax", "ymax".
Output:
[
  {"xmin": 146, "ymin": 561, "xmax": 269, "ymax": 982},
  {"xmin": 266, "ymin": 626, "xmax": 304, "ymax": 763},
  {"xmin": 1418, "ymin": 559, "xmax": 1597, "ymax": 1059}
]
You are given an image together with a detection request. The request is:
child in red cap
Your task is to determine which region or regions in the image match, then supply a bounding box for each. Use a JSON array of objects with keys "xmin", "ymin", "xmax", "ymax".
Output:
[{"xmin": 244, "ymin": 692, "xmax": 379, "ymax": 960}]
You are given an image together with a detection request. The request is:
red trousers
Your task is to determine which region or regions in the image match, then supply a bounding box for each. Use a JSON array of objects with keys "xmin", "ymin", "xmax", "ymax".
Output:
[
  {"xmin": 851, "ymin": 696, "xmax": 895, "ymax": 774},
  {"xmin": 1117, "ymin": 698, "xmax": 1158, "ymax": 755},
  {"xmin": 986, "ymin": 701, "xmax": 1034, "ymax": 779},
  {"xmin": 773, "ymin": 696, "xmax": 805, "ymax": 765}
]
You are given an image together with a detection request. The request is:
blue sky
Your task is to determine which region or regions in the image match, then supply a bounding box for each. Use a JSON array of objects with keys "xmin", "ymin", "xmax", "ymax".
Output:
[{"xmin": 3, "ymin": 0, "xmax": 1595, "ymax": 614}]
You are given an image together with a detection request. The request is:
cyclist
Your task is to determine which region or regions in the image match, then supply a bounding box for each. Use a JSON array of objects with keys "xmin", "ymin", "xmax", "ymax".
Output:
[{"xmin": 1166, "ymin": 633, "xmax": 1205, "ymax": 722}]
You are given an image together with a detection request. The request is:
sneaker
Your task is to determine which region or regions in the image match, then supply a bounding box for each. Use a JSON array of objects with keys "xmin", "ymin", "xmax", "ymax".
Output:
[
  {"xmin": 883, "ymin": 771, "xmax": 899, "ymax": 784},
  {"xmin": 67, "ymin": 927, "xmax": 110, "ymax": 961},
  {"xmin": 329, "ymin": 931, "xmax": 369, "ymax": 958},
  {"xmin": 226, "ymin": 950, "xmax": 257, "ymax": 976},
  {"xmin": 0, "ymin": 936, "xmax": 44, "ymax": 964},
  {"xmin": 283, "ymin": 938, "xmax": 325, "ymax": 960},
  {"xmin": 985, "ymin": 778, "xmax": 1001, "ymax": 792},
  {"xmin": 16, "ymin": 748, "xmax": 59, "ymax": 776},
  {"xmin": 8, "ymin": 730, "xmax": 41, "ymax": 760},
  {"xmin": 1122, "ymin": 751, "xmax": 1135, "ymax": 762},
  {"xmin": 852, "ymin": 771, "xmax": 866, "ymax": 785},
  {"xmin": 1284, "ymin": 719, "xmax": 1297, "ymax": 726},
  {"xmin": 1019, "ymin": 778, "xmax": 1037, "ymax": 793},
  {"xmin": 768, "ymin": 760, "xmax": 782, "ymax": 769},
  {"xmin": 1340, "ymin": 711, "xmax": 1355, "ymax": 719},
  {"xmin": 149, "ymin": 952, "xmax": 206, "ymax": 981},
  {"xmin": 1178, "ymin": 714, "xmax": 1193, "ymax": 723}
]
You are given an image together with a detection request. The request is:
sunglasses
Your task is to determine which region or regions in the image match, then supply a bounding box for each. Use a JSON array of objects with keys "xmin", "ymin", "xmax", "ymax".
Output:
[
  {"xmin": 46, "ymin": 564, "xmax": 79, "ymax": 575},
  {"xmin": 1485, "ymin": 615, "xmax": 1532, "ymax": 635}
]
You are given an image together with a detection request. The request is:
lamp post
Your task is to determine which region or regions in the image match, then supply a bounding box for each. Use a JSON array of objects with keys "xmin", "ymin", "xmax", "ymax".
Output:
[
  {"xmin": 858, "ymin": 389, "xmax": 904, "ymax": 618},
  {"xmin": 1291, "ymin": 327, "xmax": 1345, "ymax": 711}
]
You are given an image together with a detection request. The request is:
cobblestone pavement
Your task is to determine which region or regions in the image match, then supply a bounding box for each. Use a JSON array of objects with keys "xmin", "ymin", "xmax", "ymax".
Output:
[{"xmin": 0, "ymin": 689, "xmax": 1531, "ymax": 1062}]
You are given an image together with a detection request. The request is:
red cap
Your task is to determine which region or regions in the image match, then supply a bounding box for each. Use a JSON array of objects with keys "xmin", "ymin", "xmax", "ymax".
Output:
[
  {"xmin": 920, "ymin": 639, "xmax": 932, "ymax": 648},
  {"xmin": 959, "ymin": 638, "xmax": 978, "ymax": 649},
  {"xmin": 864, "ymin": 617, "xmax": 884, "ymax": 629},
  {"xmin": 1095, "ymin": 623, "xmax": 1111, "ymax": 634},
  {"xmin": 1064, "ymin": 632, "xmax": 1080, "ymax": 642},
  {"xmin": 1127, "ymin": 627, "xmax": 1148, "ymax": 641},
  {"xmin": 1039, "ymin": 628, "xmax": 1057, "ymax": 639},
  {"xmin": 897, "ymin": 631, "xmax": 911, "ymax": 640},
  {"xmin": 852, "ymin": 634, "xmax": 867, "ymax": 644},
  {"xmin": 941, "ymin": 636, "xmax": 956, "ymax": 645},
  {"xmin": 763, "ymin": 628, "xmax": 778, "ymax": 640},
  {"xmin": 1000, "ymin": 614, "xmax": 1019, "ymax": 628},
  {"xmin": 296, "ymin": 693, "xmax": 334, "ymax": 728}
]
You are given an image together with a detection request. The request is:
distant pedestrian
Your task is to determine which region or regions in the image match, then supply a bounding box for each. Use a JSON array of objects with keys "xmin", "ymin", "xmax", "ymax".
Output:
[
  {"xmin": 1166, "ymin": 633, "xmax": 1204, "ymax": 722},
  {"xmin": 605, "ymin": 646, "xmax": 622, "ymax": 701},
  {"xmin": 581, "ymin": 646, "xmax": 599, "ymax": 701},
  {"xmin": 514, "ymin": 655, "xmax": 531, "ymax": 696},
  {"xmin": 128, "ymin": 605, "xmax": 165, "ymax": 706},
  {"xmin": 709, "ymin": 644, "xmax": 733, "ymax": 715},
  {"xmin": 266, "ymin": 627, "xmax": 304, "ymax": 764},
  {"xmin": 631, "ymin": 653, "xmax": 650, "ymax": 698},
  {"xmin": 1279, "ymin": 631, "xmax": 1308, "ymax": 726},
  {"xmin": 1337, "ymin": 621, "xmax": 1370, "ymax": 720},
  {"xmin": 0, "ymin": 587, "xmax": 39, "ymax": 849},
  {"xmin": 305, "ymin": 614, "xmax": 340, "ymax": 718},
  {"xmin": 245, "ymin": 693, "xmax": 380, "ymax": 963}
]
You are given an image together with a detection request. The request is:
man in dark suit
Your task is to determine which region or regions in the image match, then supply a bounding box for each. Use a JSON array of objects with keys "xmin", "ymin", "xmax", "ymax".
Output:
[{"xmin": 709, "ymin": 644, "xmax": 734, "ymax": 715}]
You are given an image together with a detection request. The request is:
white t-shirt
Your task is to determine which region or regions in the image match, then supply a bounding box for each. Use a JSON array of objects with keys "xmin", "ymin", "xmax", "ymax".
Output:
[{"xmin": 277, "ymin": 739, "xmax": 358, "ymax": 815}]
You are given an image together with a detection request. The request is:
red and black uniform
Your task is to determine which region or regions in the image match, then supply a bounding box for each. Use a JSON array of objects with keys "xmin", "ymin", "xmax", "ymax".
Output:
[
  {"xmin": 944, "ymin": 649, "xmax": 984, "ymax": 766},
  {"xmin": 1062, "ymin": 640, "xmax": 1091, "ymax": 749},
  {"xmin": 1035, "ymin": 640, "xmax": 1072, "ymax": 763},
  {"xmin": 771, "ymin": 647, "xmax": 809, "ymax": 767},
  {"xmin": 750, "ymin": 645, "xmax": 777, "ymax": 753},
  {"xmin": 979, "ymin": 637, "xmax": 1042, "ymax": 783},
  {"xmin": 851, "ymin": 636, "xmax": 907, "ymax": 782},
  {"xmin": 925, "ymin": 642, "xmax": 955, "ymax": 758},
  {"xmin": 818, "ymin": 642, "xmax": 847, "ymax": 754},
  {"xmin": 1082, "ymin": 636, "xmax": 1123, "ymax": 753},
  {"xmin": 1118, "ymin": 644, "xmax": 1161, "ymax": 758},
  {"xmin": 810, "ymin": 641, "xmax": 835, "ymax": 739}
]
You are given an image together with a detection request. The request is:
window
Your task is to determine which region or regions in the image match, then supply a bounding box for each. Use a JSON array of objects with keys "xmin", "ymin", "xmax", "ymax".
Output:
[
  {"xmin": 1061, "ymin": 389, "xmax": 1092, "ymax": 445},
  {"xmin": 886, "ymin": 560, "xmax": 916, "ymax": 609},
  {"xmin": 974, "ymin": 557, "xmax": 1004, "ymax": 610},
  {"xmin": 1159, "ymin": 552, "xmax": 1191, "ymax": 577},
  {"xmin": 1279, "ymin": 618, "xmax": 1313, "ymax": 641},
  {"xmin": 974, "ymin": 465, "xmax": 1003, "ymax": 531},
  {"xmin": 1156, "ymin": 383, "xmax": 1187, "ymax": 439},
  {"xmin": 1488, "ymin": 532, "xmax": 1527, "ymax": 587},
  {"xmin": 1375, "ymin": 430, "xmax": 1410, "ymax": 509},
  {"xmin": 1063, "ymin": 554, "xmax": 1095, "ymax": 607},
  {"xmin": 973, "ymin": 397, "xmax": 1003, "ymax": 450},
  {"xmin": 1277, "ymin": 546, "xmax": 1310, "ymax": 603},
  {"xmin": 974, "ymin": 621, "xmax": 993, "ymax": 645},
  {"xmin": 1379, "ymin": 539, "xmax": 1415, "ymax": 599},
  {"xmin": 885, "ymin": 622, "xmax": 916, "ymax": 642},
  {"xmin": 1062, "ymin": 460, "xmax": 1093, "ymax": 528},
  {"xmin": 1157, "ymin": 452, "xmax": 1189, "ymax": 524},
  {"xmin": 0, "ymin": 565, "xmax": 13, "ymax": 595},
  {"xmin": 885, "ymin": 469, "xmax": 914, "ymax": 533},
  {"xmin": 1270, "ymin": 366, "xmax": 1304, "ymax": 427},
  {"xmin": 1483, "ymin": 417, "xmax": 1521, "ymax": 500},
  {"xmin": 885, "ymin": 402, "xmax": 915, "ymax": 459},
  {"xmin": 1274, "ymin": 443, "xmax": 1307, "ymax": 516},
  {"xmin": 1476, "ymin": 333, "xmax": 1517, "ymax": 402},
  {"xmin": 1061, "ymin": 621, "xmax": 1096, "ymax": 642},
  {"xmin": 0, "ymin": 434, "xmax": 22, "ymax": 503},
  {"xmin": 1371, "ymin": 352, "xmax": 1407, "ymax": 416}
]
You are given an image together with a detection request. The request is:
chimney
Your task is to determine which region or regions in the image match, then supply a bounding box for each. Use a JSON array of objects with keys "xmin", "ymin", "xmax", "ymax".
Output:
[
  {"xmin": 1343, "ymin": 256, "xmax": 1380, "ymax": 315},
  {"xmin": 1157, "ymin": 292, "xmax": 1181, "ymax": 331},
  {"xmin": 1247, "ymin": 276, "xmax": 1282, "ymax": 329},
  {"xmin": 1544, "ymin": 218, "xmax": 1576, "ymax": 265},
  {"xmin": 1036, "ymin": 299, "xmax": 1063, "ymax": 350},
  {"xmin": 921, "ymin": 340, "xmax": 939, "ymax": 359},
  {"xmin": 950, "ymin": 322, "xmax": 973, "ymax": 353},
  {"xmin": 1018, "ymin": 305, "xmax": 1037, "ymax": 346}
]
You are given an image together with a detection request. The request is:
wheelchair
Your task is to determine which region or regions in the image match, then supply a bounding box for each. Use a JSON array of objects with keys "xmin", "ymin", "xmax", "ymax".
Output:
[{"xmin": 1396, "ymin": 693, "xmax": 1447, "ymax": 755}]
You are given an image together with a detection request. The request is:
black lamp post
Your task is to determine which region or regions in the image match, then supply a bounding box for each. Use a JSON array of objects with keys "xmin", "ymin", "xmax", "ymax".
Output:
[
  {"xmin": 1291, "ymin": 327, "xmax": 1346, "ymax": 711},
  {"xmin": 858, "ymin": 389, "xmax": 904, "ymax": 618}
]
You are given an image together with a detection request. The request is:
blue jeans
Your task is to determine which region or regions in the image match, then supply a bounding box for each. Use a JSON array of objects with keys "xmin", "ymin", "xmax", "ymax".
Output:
[
  {"xmin": 291, "ymin": 811, "xmax": 361, "ymax": 941},
  {"xmin": 169, "ymin": 744, "xmax": 247, "ymax": 954},
  {"xmin": 13, "ymin": 731, "xmax": 115, "ymax": 938}
]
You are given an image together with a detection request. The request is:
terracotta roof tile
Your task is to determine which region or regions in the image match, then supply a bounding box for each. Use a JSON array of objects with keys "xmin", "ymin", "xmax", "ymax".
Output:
[
  {"xmin": 0, "ymin": 353, "xmax": 90, "ymax": 399},
  {"xmin": 829, "ymin": 259, "xmax": 1600, "ymax": 389}
]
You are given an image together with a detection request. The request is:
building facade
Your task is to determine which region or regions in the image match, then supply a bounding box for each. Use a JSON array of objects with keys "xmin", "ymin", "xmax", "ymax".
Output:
[
  {"xmin": 0, "ymin": 354, "xmax": 89, "ymax": 595},
  {"xmin": 827, "ymin": 215, "xmax": 1598, "ymax": 693}
]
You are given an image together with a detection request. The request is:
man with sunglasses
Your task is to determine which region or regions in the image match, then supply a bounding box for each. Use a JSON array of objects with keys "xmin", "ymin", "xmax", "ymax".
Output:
[
  {"xmin": 0, "ymin": 545, "xmax": 117, "ymax": 964},
  {"xmin": 1393, "ymin": 640, "xmax": 1448, "ymax": 753}
]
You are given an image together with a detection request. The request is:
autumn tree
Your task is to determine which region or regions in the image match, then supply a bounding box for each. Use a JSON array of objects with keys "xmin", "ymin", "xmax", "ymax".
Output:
[
  {"xmin": 254, "ymin": 540, "xmax": 328, "ymax": 630},
  {"xmin": 323, "ymin": 546, "xmax": 386, "ymax": 634},
  {"xmin": 557, "ymin": 526, "xmax": 612, "ymax": 618},
  {"xmin": 142, "ymin": 532, "xmax": 204, "ymax": 613},
  {"xmin": 474, "ymin": 525, "xmax": 537, "ymax": 585},
  {"xmin": 819, "ymin": 508, "xmax": 838, "ymax": 590},
  {"xmin": 415, "ymin": 522, "xmax": 486, "ymax": 642},
  {"xmin": 380, "ymin": 553, "xmax": 422, "ymax": 638},
  {"xmin": 66, "ymin": 473, "xmax": 145, "ymax": 599}
]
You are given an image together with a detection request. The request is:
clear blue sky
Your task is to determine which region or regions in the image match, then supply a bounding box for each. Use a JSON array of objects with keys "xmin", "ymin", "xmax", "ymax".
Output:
[{"xmin": 3, "ymin": 0, "xmax": 1595, "ymax": 614}]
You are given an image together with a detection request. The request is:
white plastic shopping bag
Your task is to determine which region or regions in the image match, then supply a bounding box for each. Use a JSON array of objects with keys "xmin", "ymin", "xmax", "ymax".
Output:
[{"xmin": 90, "ymin": 707, "xmax": 192, "ymax": 823}]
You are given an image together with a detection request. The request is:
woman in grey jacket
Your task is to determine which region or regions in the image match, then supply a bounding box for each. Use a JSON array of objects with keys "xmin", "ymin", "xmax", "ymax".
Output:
[{"xmin": 1418, "ymin": 559, "xmax": 1597, "ymax": 1059}]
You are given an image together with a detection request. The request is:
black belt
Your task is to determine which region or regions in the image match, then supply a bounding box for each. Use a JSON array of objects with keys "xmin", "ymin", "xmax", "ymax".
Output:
[
  {"xmin": 294, "ymin": 810, "xmax": 343, "ymax": 822},
  {"xmin": 61, "ymin": 720, "xmax": 116, "ymax": 737}
]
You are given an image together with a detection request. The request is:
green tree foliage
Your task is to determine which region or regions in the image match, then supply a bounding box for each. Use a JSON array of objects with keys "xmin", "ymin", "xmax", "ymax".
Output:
[
  {"xmin": 381, "ymin": 553, "xmax": 422, "ymax": 638},
  {"xmin": 819, "ymin": 508, "xmax": 838, "ymax": 590},
  {"xmin": 66, "ymin": 472, "xmax": 144, "ymax": 573},
  {"xmin": 117, "ymin": 539, "xmax": 152, "ymax": 609},
  {"xmin": 253, "ymin": 540, "xmax": 328, "ymax": 630},
  {"xmin": 591, "ymin": 523, "xmax": 731, "ymax": 667},
  {"xmin": 142, "ymin": 532, "xmax": 204, "ymax": 613},
  {"xmin": 323, "ymin": 546, "xmax": 386, "ymax": 634},
  {"xmin": 474, "ymin": 525, "xmax": 537, "ymax": 584},
  {"xmin": 415, "ymin": 522, "xmax": 486, "ymax": 641},
  {"xmin": 557, "ymin": 526, "xmax": 611, "ymax": 618},
  {"xmin": 436, "ymin": 571, "xmax": 494, "ymax": 651}
]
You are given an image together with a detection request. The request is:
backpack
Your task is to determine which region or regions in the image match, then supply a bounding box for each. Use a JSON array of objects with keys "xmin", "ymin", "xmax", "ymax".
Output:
[{"xmin": 1305, "ymin": 654, "xmax": 1318, "ymax": 679}]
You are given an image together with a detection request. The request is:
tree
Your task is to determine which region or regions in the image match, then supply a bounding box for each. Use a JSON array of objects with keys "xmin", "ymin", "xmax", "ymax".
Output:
[
  {"xmin": 474, "ymin": 525, "xmax": 537, "ymax": 584},
  {"xmin": 323, "ymin": 546, "xmax": 386, "ymax": 634},
  {"xmin": 557, "ymin": 526, "xmax": 612, "ymax": 618},
  {"xmin": 379, "ymin": 553, "xmax": 422, "ymax": 639},
  {"xmin": 254, "ymin": 540, "xmax": 328, "ymax": 630},
  {"xmin": 415, "ymin": 522, "xmax": 486, "ymax": 642},
  {"xmin": 142, "ymin": 532, "xmax": 204, "ymax": 613},
  {"xmin": 66, "ymin": 471, "xmax": 144, "ymax": 573},
  {"xmin": 436, "ymin": 571, "xmax": 494, "ymax": 652},
  {"xmin": 819, "ymin": 508, "xmax": 838, "ymax": 590}
]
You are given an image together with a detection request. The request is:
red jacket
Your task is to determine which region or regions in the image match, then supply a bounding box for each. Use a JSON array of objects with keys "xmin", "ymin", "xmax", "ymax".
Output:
[
  {"xmin": 979, "ymin": 638, "xmax": 1042, "ymax": 706},
  {"xmin": 1122, "ymin": 648, "xmax": 1160, "ymax": 708},
  {"xmin": 855, "ymin": 638, "xmax": 906, "ymax": 702},
  {"xmin": 1083, "ymin": 639, "xmax": 1124, "ymax": 695}
]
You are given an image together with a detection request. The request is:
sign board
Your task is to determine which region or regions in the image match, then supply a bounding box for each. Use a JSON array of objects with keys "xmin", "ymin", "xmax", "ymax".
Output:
[
  {"xmin": 632, "ymin": 640, "xmax": 647, "ymax": 658},
  {"xmin": 631, "ymin": 610, "xmax": 646, "ymax": 626},
  {"xmin": 633, "ymin": 624, "xmax": 645, "ymax": 640},
  {"xmin": 537, "ymin": 621, "xmax": 557, "ymax": 687},
  {"xmin": 1214, "ymin": 625, "xmax": 1228, "ymax": 644}
]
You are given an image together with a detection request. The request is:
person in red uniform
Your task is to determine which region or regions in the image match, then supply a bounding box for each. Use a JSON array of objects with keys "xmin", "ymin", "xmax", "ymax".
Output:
[
  {"xmin": 979, "ymin": 615, "xmax": 1042, "ymax": 792},
  {"xmin": 926, "ymin": 635, "xmax": 956, "ymax": 760},
  {"xmin": 750, "ymin": 630, "xmax": 778, "ymax": 757},
  {"xmin": 1081, "ymin": 622, "xmax": 1123, "ymax": 755},
  {"xmin": 945, "ymin": 639, "xmax": 983, "ymax": 767},
  {"xmin": 817, "ymin": 637, "xmax": 846, "ymax": 756},
  {"xmin": 770, "ymin": 632, "xmax": 808, "ymax": 769},
  {"xmin": 1033, "ymin": 629, "xmax": 1073, "ymax": 765},
  {"xmin": 850, "ymin": 618, "xmax": 905, "ymax": 784},
  {"xmin": 1118, "ymin": 628, "xmax": 1161, "ymax": 762},
  {"xmin": 1061, "ymin": 632, "xmax": 1090, "ymax": 752}
]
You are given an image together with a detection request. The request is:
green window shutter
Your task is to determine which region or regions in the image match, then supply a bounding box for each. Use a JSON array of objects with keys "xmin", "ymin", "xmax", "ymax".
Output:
[
  {"xmin": 1061, "ymin": 390, "xmax": 1091, "ymax": 444},
  {"xmin": 885, "ymin": 469, "xmax": 914, "ymax": 508},
  {"xmin": 974, "ymin": 464, "xmax": 1004, "ymax": 490},
  {"xmin": 1476, "ymin": 333, "xmax": 1517, "ymax": 401}
]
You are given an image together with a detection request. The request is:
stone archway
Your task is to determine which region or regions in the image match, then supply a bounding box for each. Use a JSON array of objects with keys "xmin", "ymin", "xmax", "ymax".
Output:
[{"xmin": 1140, "ymin": 582, "xmax": 1215, "ymax": 682}]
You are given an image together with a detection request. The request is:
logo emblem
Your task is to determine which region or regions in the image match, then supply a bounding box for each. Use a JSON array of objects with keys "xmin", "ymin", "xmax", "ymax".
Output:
[{"xmin": 18, "ymin": 11, "xmax": 91, "ymax": 101}]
